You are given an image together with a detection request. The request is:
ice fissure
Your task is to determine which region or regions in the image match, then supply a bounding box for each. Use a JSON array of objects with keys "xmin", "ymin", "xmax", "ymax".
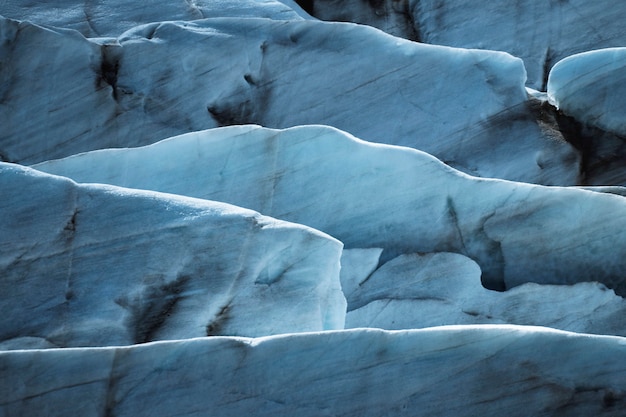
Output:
[{"xmin": 98, "ymin": 44, "xmax": 121, "ymax": 101}]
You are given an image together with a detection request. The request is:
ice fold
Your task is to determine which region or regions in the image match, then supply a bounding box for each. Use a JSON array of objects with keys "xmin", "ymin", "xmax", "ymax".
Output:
[
  {"xmin": 34, "ymin": 124, "xmax": 626, "ymax": 294},
  {"xmin": 0, "ymin": 162, "xmax": 345, "ymax": 348},
  {"xmin": 548, "ymin": 48, "xmax": 626, "ymax": 137},
  {"xmin": 307, "ymin": 0, "xmax": 626, "ymax": 90},
  {"xmin": 0, "ymin": 15, "xmax": 578, "ymax": 183},
  {"xmin": 2, "ymin": 326, "xmax": 626, "ymax": 416},
  {"xmin": 346, "ymin": 252, "xmax": 626, "ymax": 337}
]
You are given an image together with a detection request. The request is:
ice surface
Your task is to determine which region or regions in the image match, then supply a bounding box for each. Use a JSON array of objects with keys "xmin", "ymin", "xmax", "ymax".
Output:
[
  {"xmin": 0, "ymin": 0, "xmax": 305, "ymax": 37},
  {"xmin": 302, "ymin": 0, "xmax": 419, "ymax": 41},
  {"xmin": 2, "ymin": 326, "xmax": 626, "ymax": 416},
  {"xmin": 3, "ymin": 2, "xmax": 626, "ymax": 415},
  {"xmin": 0, "ymin": 163, "xmax": 345, "ymax": 348},
  {"xmin": 415, "ymin": 0, "xmax": 626, "ymax": 91},
  {"xmin": 346, "ymin": 253, "xmax": 626, "ymax": 336},
  {"xmin": 548, "ymin": 48, "xmax": 626, "ymax": 137},
  {"xmin": 339, "ymin": 248, "xmax": 383, "ymax": 304},
  {"xmin": 0, "ymin": 15, "xmax": 578, "ymax": 183},
  {"xmin": 35, "ymin": 125, "xmax": 626, "ymax": 294},
  {"xmin": 307, "ymin": 0, "xmax": 626, "ymax": 90},
  {"xmin": 346, "ymin": 252, "xmax": 482, "ymax": 311},
  {"xmin": 0, "ymin": 17, "xmax": 119, "ymax": 163}
]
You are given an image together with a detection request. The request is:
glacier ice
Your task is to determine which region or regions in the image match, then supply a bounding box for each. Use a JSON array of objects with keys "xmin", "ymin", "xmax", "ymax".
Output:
[
  {"xmin": 346, "ymin": 253, "xmax": 626, "ymax": 337},
  {"xmin": 548, "ymin": 48, "xmax": 626, "ymax": 137},
  {"xmin": 0, "ymin": 163, "xmax": 345, "ymax": 348},
  {"xmin": 2, "ymin": 326, "xmax": 626, "ymax": 416},
  {"xmin": 3, "ymin": 2, "xmax": 626, "ymax": 416},
  {"xmin": 35, "ymin": 124, "xmax": 626, "ymax": 294},
  {"xmin": 0, "ymin": 0, "xmax": 305, "ymax": 37},
  {"xmin": 0, "ymin": 15, "xmax": 578, "ymax": 183},
  {"xmin": 339, "ymin": 248, "xmax": 383, "ymax": 304},
  {"xmin": 298, "ymin": 0, "xmax": 419, "ymax": 41},
  {"xmin": 306, "ymin": 0, "xmax": 626, "ymax": 90}
]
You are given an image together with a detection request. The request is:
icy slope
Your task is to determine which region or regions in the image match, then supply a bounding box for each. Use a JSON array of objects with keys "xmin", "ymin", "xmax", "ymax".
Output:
[
  {"xmin": 3, "ymin": 326, "xmax": 626, "ymax": 417},
  {"xmin": 3, "ymin": 1, "xmax": 626, "ymax": 416},
  {"xmin": 0, "ymin": 0, "xmax": 306, "ymax": 37},
  {"xmin": 0, "ymin": 163, "xmax": 344, "ymax": 348},
  {"xmin": 304, "ymin": 0, "xmax": 626, "ymax": 90},
  {"xmin": 0, "ymin": 15, "xmax": 577, "ymax": 184},
  {"xmin": 548, "ymin": 48, "xmax": 626, "ymax": 138},
  {"xmin": 345, "ymin": 252, "xmax": 626, "ymax": 337},
  {"xmin": 35, "ymin": 125, "xmax": 626, "ymax": 294}
]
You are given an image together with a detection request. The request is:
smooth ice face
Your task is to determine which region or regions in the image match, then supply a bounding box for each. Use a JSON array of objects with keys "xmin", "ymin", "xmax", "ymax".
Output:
[
  {"xmin": 0, "ymin": 17, "xmax": 119, "ymax": 163},
  {"xmin": 346, "ymin": 252, "xmax": 482, "ymax": 311},
  {"xmin": 0, "ymin": 163, "xmax": 345, "ymax": 348},
  {"xmin": 346, "ymin": 253, "xmax": 626, "ymax": 337},
  {"xmin": 547, "ymin": 48, "xmax": 626, "ymax": 137},
  {"xmin": 3, "ymin": 326, "xmax": 626, "ymax": 416},
  {"xmin": 0, "ymin": 15, "xmax": 577, "ymax": 183},
  {"xmin": 35, "ymin": 125, "xmax": 626, "ymax": 294}
]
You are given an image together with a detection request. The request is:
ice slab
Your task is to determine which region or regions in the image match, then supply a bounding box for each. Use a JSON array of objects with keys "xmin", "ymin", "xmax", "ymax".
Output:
[
  {"xmin": 0, "ymin": 162, "xmax": 345, "ymax": 348},
  {"xmin": 308, "ymin": 1, "xmax": 626, "ymax": 90},
  {"xmin": 2, "ymin": 326, "xmax": 626, "ymax": 416},
  {"xmin": 346, "ymin": 253, "xmax": 626, "ymax": 337},
  {"xmin": 35, "ymin": 124, "xmax": 626, "ymax": 294},
  {"xmin": 0, "ymin": 0, "xmax": 305, "ymax": 37},
  {"xmin": 0, "ymin": 16, "xmax": 578, "ymax": 183},
  {"xmin": 548, "ymin": 48, "xmax": 626, "ymax": 137}
]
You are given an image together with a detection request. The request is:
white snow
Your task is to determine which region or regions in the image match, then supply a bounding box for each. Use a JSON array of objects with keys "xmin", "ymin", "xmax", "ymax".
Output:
[{"xmin": 0, "ymin": 162, "xmax": 345, "ymax": 348}]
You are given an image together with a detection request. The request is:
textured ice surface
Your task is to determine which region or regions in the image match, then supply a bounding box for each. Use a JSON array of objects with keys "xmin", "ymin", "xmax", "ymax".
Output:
[
  {"xmin": 0, "ymin": 0, "xmax": 305, "ymax": 37},
  {"xmin": 306, "ymin": 0, "xmax": 626, "ymax": 90},
  {"xmin": 2, "ymin": 326, "xmax": 626, "ymax": 416},
  {"xmin": 3, "ymin": 2, "xmax": 626, "ymax": 415},
  {"xmin": 0, "ymin": 163, "xmax": 345, "ymax": 348},
  {"xmin": 0, "ymin": 15, "xmax": 577, "ymax": 183},
  {"xmin": 339, "ymin": 248, "xmax": 383, "ymax": 304},
  {"xmin": 35, "ymin": 125, "xmax": 626, "ymax": 294},
  {"xmin": 548, "ymin": 48, "xmax": 626, "ymax": 137},
  {"xmin": 346, "ymin": 253, "xmax": 626, "ymax": 336}
]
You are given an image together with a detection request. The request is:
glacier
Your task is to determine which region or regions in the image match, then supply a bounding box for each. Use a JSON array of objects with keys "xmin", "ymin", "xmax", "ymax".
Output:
[
  {"xmin": 3, "ymin": 326, "xmax": 626, "ymax": 416},
  {"xmin": 0, "ymin": 14, "xmax": 578, "ymax": 183},
  {"xmin": 305, "ymin": 0, "xmax": 626, "ymax": 90},
  {"xmin": 0, "ymin": 0, "xmax": 308, "ymax": 37},
  {"xmin": 345, "ymin": 252, "xmax": 626, "ymax": 337},
  {"xmin": 548, "ymin": 48, "xmax": 626, "ymax": 138},
  {"xmin": 0, "ymin": 163, "xmax": 345, "ymax": 348},
  {"xmin": 35, "ymin": 125, "xmax": 626, "ymax": 294},
  {"xmin": 3, "ymin": 1, "xmax": 626, "ymax": 416}
]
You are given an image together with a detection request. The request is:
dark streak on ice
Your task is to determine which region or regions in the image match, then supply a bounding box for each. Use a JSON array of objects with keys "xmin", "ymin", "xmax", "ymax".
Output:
[
  {"xmin": 98, "ymin": 45, "xmax": 120, "ymax": 101},
  {"xmin": 206, "ymin": 304, "xmax": 231, "ymax": 336},
  {"xmin": 117, "ymin": 275, "xmax": 190, "ymax": 344}
]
